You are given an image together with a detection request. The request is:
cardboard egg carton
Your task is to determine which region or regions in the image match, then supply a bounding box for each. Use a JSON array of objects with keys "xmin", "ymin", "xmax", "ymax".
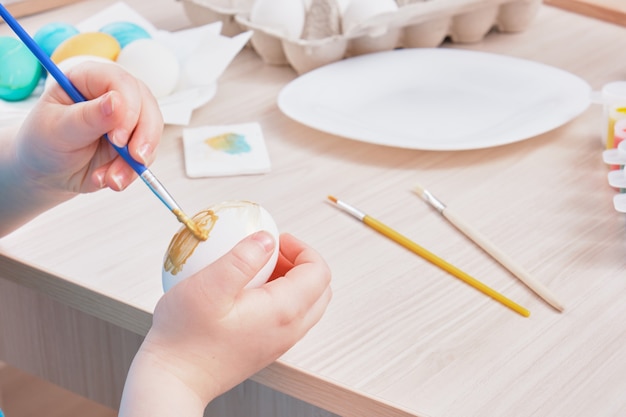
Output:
[{"xmin": 181, "ymin": 0, "xmax": 542, "ymax": 74}]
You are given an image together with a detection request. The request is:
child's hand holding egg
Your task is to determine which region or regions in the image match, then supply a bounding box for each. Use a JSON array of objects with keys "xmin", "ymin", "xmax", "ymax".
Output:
[{"xmin": 162, "ymin": 201, "xmax": 280, "ymax": 292}]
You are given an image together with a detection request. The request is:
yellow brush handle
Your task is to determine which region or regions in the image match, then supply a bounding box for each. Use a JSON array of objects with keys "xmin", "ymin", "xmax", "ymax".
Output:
[{"xmin": 363, "ymin": 215, "xmax": 530, "ymax": 317}]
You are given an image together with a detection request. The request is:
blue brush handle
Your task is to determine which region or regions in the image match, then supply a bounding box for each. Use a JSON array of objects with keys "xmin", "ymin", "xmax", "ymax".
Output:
[{"xmin": 0, "ymin": 3, "xmax": 146, "ymax": 176}]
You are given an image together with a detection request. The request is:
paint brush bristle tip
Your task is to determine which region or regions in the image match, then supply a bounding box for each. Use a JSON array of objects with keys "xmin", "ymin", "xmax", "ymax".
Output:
[{"xmin": 412, "ymin": 184, "xmax": 425, "ymax": 198}]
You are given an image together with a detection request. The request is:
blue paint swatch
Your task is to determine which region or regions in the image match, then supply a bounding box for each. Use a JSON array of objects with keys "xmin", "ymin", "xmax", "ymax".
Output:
[{"xmin": 205, "ymin": 132, "xmax": 251, "ymax": 155}]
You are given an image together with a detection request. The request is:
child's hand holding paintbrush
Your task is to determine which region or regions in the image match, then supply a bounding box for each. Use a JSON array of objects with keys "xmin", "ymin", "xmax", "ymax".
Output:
[
  {"xmin": 0, "ymin": 9, "xmax": 333, "ymax": 417},
  {"xmin": 0, "ymin": 58, "xmax": 164, "ymax": 236},
  {"xmin": 0, "ymin": 3, "xmax": 206, "ymax": 239}
]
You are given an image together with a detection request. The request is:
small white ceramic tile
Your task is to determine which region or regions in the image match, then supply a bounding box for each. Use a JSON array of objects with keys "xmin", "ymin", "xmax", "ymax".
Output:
[{"xmin": 182, "ymin": 122, "xmax": 271, "ymax": 177}]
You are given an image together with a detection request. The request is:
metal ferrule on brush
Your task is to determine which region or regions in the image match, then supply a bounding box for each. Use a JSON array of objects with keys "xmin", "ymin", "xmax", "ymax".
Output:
[
  {"xmin": 422, "ymin": 189, "xmax": 446, "ymax": 213},
  {"xmin": 337, "ymin": 199, "xmax": 366, "ymax": 221},
  {"xmin": 140, "ymin": 170, "xmax": 180, "ymax": 212}
]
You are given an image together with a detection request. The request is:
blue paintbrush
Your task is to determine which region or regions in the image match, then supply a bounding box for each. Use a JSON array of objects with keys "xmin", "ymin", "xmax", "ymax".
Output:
[{"xmin": 0, "ymin": 4, "xmax": 207, "ymax": 240}]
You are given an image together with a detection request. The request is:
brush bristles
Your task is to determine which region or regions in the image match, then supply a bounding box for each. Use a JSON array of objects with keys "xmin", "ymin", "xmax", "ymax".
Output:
[
  {"xmin": 412, "ymin": 185, "xmax": 446, "ymax": 212},
  {"xmin": 412, "ymin": 184, "xmax": 426, "ymax": 199}
]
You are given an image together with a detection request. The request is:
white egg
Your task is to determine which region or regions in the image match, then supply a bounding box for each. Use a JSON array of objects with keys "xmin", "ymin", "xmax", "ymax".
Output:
[
  {"xmin": 162, "ymin": 201, "xmax": 280, "ymax": 292},
  {"xmin": 233, "ymin": 0, "xmax": 256, "ymax": 10},
  {"xmin": 44, "ymin": 55, "xmax": 116, "ymax": 90},
  {"xmin": 335, "ymin": 0, "xmax": 351, "ymax": 14},
  {"xmin": 342, "ymin": 0, "xmax": 399, "ymax": 34},
  {"xmin": 116, "ymin": 38, "xmax": 179, "ymax": 98},
  {"xmin": 249, "ymin": 0, "xmax": 308, "ymax": 39}
]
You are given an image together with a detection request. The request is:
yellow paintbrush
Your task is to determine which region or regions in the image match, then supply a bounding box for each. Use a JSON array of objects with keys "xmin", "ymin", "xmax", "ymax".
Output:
[{"xmin": 327, "ymin": 195, "xmax": 530, "ymax": 317}]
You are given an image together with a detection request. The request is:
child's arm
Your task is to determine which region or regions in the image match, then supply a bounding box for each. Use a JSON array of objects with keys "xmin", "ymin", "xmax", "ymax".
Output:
[{"xmin": 119, "ymin": 232, "xmax": 333, "ymax": 416}]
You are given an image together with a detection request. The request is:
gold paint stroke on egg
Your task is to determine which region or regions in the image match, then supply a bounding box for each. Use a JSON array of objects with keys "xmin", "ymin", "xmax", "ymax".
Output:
[
  {"xmin": 164, "ymin": 201, "xmax": 262, "ymax": 276},
  {"xmin": 173, "ymin": 208, "xmax": 209, "ymax": 241},
  {"xmin": 164, "ymin": 208, "xmax": 218, "ymax": 275}
]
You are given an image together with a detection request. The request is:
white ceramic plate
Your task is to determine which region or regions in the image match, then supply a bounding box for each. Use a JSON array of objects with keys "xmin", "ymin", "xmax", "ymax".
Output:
[{"xmin": 277, "ymin": 48, "xmax": 591, "ymax": 150}]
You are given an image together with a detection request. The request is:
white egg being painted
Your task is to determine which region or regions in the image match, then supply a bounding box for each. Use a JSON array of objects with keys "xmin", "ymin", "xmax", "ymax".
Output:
[{"xmin": 162, "ymin": 200, "xmax": 280, "ymax": 292}]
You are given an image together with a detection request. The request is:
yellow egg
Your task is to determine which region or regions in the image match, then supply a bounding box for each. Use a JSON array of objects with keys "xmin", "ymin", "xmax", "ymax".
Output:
[
  {"xmin": 44, "ymin": 55, "xmax": 115, "ymax": 91},
  {"xmin": 51, "ymin": 32, "xmax": 121, "ymax": 64},
  {"xmin": 162, "ymin": 201, "xmax": 280, "ymax": 292}
]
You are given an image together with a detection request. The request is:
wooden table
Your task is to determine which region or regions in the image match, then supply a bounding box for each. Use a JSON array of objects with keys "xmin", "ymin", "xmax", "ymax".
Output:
[
  {"xmin": 2, "ymin": 1, "xmax": 626, "ymax": 416},
  {"xmin": 544, "ymin": 0, "xmax": 626, "ymax": 27}
]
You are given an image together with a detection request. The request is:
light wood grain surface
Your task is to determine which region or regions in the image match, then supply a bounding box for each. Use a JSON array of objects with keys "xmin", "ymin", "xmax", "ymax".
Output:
[
  {"xmin": 0, "ymin": 360, "xmax": 116, "ymax": 417},
  {"xmin": 545, "ymin": 0, "xmax": 626, "ymax": 26},
  {"xmin": 2, "ymin": 1, "xmax": 626, "ymax": 417},
  {"xmin": 3, "ymin": 0, "xmax": 84, "ymax": 18}
]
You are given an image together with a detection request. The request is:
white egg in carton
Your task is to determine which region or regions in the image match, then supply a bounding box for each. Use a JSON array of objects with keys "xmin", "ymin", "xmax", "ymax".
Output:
[{"xmin": 181, "ymin": 0, "xmax": 541, "ymax": 74}]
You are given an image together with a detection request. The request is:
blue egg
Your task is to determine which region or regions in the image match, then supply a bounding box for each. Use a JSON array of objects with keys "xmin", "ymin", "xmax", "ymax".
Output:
[
  {"xmin": 99, "ymin": 21, "xmax": 151, "ymax": 49},
  {"xmin": 34, "ymin": 22, "xmax": 80, "ymax": 57},
  {"xmin": 0, "ymin": 36, "xmax": 43, "ymax": 101}
]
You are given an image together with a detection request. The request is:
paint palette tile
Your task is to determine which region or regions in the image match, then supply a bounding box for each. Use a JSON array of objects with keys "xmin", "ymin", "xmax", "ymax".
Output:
[{"xmin": 182, "ymin": 123, "xmax": 271, "ymax": 177}]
